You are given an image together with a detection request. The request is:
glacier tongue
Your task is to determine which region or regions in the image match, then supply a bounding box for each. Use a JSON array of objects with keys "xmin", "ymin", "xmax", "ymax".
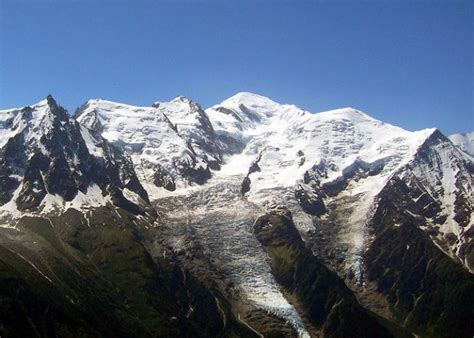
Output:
[{"xmin": 155, "ymin": 175, "xmax": 310, "ymax": 337}]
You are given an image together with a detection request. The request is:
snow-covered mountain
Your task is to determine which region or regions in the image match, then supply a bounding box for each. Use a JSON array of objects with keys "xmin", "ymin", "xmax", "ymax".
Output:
[
  {"xmin": 205, "ymin": 92, "xmax": 472, "ymax": 278},
  {"xmin": 152, "ymin": 96, "xmax": 222, "ymax": 167},
  {"xmin": 449, "ymin": 132, "xmax": 474, "ymax": 158},
  {"xmin": 0, "ymin": 92, "xmax": 473, "ymax": 338},
  {"xmin": 75, "ymin": 97, "xmax": 221, "ymax": 197},
  {"xmin": 73, "ymin": 92, "xmax": 473, "ymax": 335},
  {"xmin": 0, "ymin": 96, "xmax": 150, "ymax": 222}
]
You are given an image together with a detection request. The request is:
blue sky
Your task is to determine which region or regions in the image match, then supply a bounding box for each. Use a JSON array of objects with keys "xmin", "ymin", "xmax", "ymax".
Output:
[{"xmin": 0, "ymin": 0, "xmax": 472, "ymax": 135}]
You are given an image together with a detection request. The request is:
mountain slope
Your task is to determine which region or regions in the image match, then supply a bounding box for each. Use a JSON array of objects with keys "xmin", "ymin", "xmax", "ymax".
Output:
[
  {"xmin": 152, "ymin": 96, "xmax": 222, "ymax": 169},
  {"xmin": 449, "ymin": 132, "xmax": 474, "ymax": 158},
  {"xmin": 0, "ymin": 208, "xmax": 256, "ymax": 338},
  {"xmin": 74, "ymin": 92, "xmax": 472, "ymax": 337},
  {"xmin": 254, "ymin": 207, "xmax": 401, "ymax": 337}
]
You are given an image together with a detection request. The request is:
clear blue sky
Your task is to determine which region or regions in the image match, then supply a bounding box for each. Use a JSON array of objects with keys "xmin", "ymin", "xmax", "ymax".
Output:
[{"xmin": 0, "ymin": 0, "xmax": 472, "ymax": 135}]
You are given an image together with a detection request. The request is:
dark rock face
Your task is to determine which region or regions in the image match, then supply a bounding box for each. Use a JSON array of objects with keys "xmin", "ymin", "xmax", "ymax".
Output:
[
  {"xmin": 241, "ymin": 154, "xmax": 262, "ymax": 196},
  {"xmin": 254, "ymin": 209, "xmax": 396, "ymax": 337},
  {"xmin": 181, "ymin": 164, "xmax": 212, "ymax": 185},
  {"xmin": 0, "ymin": 130, "xmax": 27, "ymax": 204},
  {"xmin": 370, "ymin": 175, "xmax": 442, "ymax": 233},
  {"xmin": 241, "ymin": 176, "xmax": 251, "ymax": 195},
  {"xmin": 295, "ymin": 165, "xmax": 327, "ymax": 216},
  {"xmin": 297, "ymin": 150, "xmax": 305, "ymax": 167},
  {"xmin": 364, "ymin": 149, "xmax": 474, "ymax": 337},
  {"xmin": 153, "ymin": 167, "xmax": 176, "ymax": 191},
  {"xmin": 188, "ymin": 101, "xmax": 223, "ymax": 164},
  {"xmin": 0, "ymin": 176, "xmax": 20, "ymax": 205},
  {"xmin": 16, "ymin": 153, "xmax": 49, "ymax": 210},
  {"xmin": 459, "ymin": 232, "xmax": 474, "ymax": 272},
  {"xmin": 238, "ymin": 104, "xmax": 262, "ymax": 123},
  {"xmin": 366, "ymin": 222, "xmax": 474, "ymax": 338},
  {"xmin": 294, "ymin": 185, "xmax": 326, "ymax": 216},
  {"xmin": 206, "ymin": 158, "xmax": 221, "ymax": 171},
  {"xmin": 248, "ymin": 160, "xmax": 261, "ymax": 174},
  {"xmin": 215, "ymin": 106, "xmax": 243, "ymax": 122}
]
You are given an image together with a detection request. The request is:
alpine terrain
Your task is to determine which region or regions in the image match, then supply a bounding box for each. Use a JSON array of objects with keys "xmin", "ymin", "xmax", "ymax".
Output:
[{"xmin": 0, "ymin": 92, "xmax": 472, "ymax": 338}]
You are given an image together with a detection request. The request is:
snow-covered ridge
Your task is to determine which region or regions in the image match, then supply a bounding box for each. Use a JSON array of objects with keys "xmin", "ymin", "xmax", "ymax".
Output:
[
  {"xmin": 403, "ymin": 130, "xmax": 474, "ymax": 269},
  {"xmin": 75, "ymin": 97, "xmax": 221, "ymax": 197},
  {"xmin": 76, "ymin": 93, "xmax": 445, "ymax": 284},
  {"xmin": 0, "ymin": 98, "xmax": 57, "ymax": 151},
  {"xmin": 153, "ymin": 96, "xmax": 221, "ymax": 164},
  {"xmin": 3, "ymin": 94, "xmax": 467, "ymax": 230},
  {"xmin": 208, "ymin": 93, "xmax": 436, "ymax": 195},
  {"xmin": 449, "ymin": 132, "xmax": 474, "ymax": 158}
]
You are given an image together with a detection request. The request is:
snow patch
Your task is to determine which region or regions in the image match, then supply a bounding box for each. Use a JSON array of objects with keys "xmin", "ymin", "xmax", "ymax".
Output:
[{"xmin": 80, "ymin": 125, "xmax": 104, "ymax": 158}]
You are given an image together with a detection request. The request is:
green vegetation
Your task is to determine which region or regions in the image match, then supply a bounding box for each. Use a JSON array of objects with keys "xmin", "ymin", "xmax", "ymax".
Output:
[
  {"xmin": 254, "ymin": 209, "xmax": 405, "ymax": 338},
  {"xmin": 0, "ymin": 207, "xmax": 256, "ymax": 337},
  {"xmin": 366, "ymin": 222, "xmax": 474, "ymax": 338}
]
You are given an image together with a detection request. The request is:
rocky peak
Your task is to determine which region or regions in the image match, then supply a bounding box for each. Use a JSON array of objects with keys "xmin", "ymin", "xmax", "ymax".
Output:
[
  {"xmin": 398, "ymin": 127, "xmax": 474, "ymax": 267},
  {"xmin": 0, "ymin": 97, "xmax": 151, "ymax": 217},
  {"xmin": 74, "ymin": 100, "xmax": 105, "ymax": 136},
  {"xmin": 153, "ymin": 96, "xmax": 222, "ymax": 168}
]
